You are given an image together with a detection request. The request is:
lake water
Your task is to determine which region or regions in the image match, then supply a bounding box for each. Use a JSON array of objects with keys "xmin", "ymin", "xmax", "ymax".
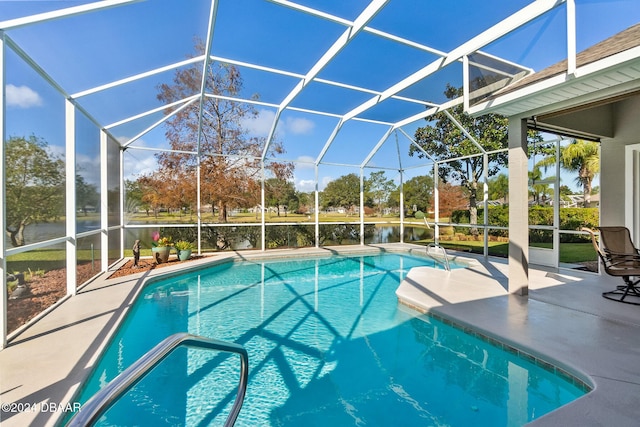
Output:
[{"xmin": 13, "ymin": 222, "xmax": 430, "ymax": 250}]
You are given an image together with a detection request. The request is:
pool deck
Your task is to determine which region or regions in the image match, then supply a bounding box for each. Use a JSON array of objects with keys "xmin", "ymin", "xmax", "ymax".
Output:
[{"xmin": 1, "ymin": 243, "xmax": 639, "ymax": 426}]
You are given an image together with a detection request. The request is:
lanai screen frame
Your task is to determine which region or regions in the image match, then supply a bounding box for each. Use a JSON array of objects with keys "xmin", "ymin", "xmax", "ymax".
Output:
[{"xmin": 0, "ymin": 0, "xmax": 578, "ymax": 348}]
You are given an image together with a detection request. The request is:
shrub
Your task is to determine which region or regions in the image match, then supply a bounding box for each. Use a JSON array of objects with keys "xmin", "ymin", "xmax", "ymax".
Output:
[
  {"xmin": 440, "ymin": 226, "xmax": 454, "ymax": 236},
  {"xmin": 449, "ymin": 206, "xmax": 599, "ymax": 240},
  {"xmin": 174, "ymin": 240, "xmax": 194, "ymax": 251}
]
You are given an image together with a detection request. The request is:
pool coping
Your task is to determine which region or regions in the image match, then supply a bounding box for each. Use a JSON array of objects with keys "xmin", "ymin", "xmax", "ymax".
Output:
[
  {"xmin": 1, "ymin": 243, "xmax": 639, "ymax": 426},
  {"xmin": 395, "ymin": 252, "xmax": 640, "ymax": 426}
]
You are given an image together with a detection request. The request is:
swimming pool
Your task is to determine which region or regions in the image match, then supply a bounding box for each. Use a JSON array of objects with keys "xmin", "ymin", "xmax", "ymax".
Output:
[{"xmin": 75, "ymin": 253, "xmax": 586, "ymax": 426}]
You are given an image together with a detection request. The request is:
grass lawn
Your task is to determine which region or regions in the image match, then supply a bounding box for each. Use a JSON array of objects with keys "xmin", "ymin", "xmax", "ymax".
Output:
[
  {"xmin": 432, "ymin": 240, "xmax": 596, "ymax": 264},
  {"xmin": 8, "ymin": 239, "xmax": 597, "ymax": 273}
]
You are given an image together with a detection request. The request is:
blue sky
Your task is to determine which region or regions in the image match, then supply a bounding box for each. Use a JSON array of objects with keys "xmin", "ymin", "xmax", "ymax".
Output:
[{"xmin": 2, "ymin": 0, "xmax": 639, "ymax": 192}]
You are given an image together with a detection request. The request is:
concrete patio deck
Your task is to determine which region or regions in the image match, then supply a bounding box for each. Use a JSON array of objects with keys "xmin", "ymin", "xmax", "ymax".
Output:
[{"xmin": 1, "ymin": 244, "xmax": 639, "ymax": 426}]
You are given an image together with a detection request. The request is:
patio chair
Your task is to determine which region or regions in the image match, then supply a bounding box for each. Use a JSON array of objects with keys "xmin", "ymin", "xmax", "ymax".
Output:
[{"xmin": 582, "ymin": 226, "xmax": 640, "ymax": 305}]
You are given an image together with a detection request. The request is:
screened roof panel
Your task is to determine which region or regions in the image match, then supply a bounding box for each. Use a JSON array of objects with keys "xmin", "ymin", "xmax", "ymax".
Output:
[
  {"xmin": 287, "ymin": 0, "xmax": 373, "ymax": 21},
  {"xmin": 210, "ymin": 0, "xmax": 347, "ymax": 74},
  {"xmin": 3, "ymin": 0, "xmax": 640, "ymax": 188},
  {"xmin": 208, "ymin": 62, "xmax": 300, "ymax": 106},
  {"xmin": 78, "ymin": 65, "xmax": 200, "ymax": 127},
  {"xmin": 7, "ymin": 0, "xmax": 210, "ymax": 94},
  {"xmin": 396, "ymin": 62, "xmax": 464, "ymax": 105},
  {"xmin": 315, "ymin": 31, "xmax": 441, "ymax": 92},
  {"xmin": 481, "ymin": 8, "xmax": 568, "ymax": 73},
  {"xmin": 364, "ymin": 129, "xmax": 437, "ymax": 171},
  {"xmin": 320, "ymin": 120, "xmax": 390, "ymax": 166},
  {"xmin": 271, "ymin": 110, "xmax": 342, "ymax": 163},
  {"xmin": 288, "ymin": 81, "xmax": 374, "ymax": 117},
  {"xmin": 357, "ymin": 97, "xmax": 425, "ymax": 124},
  {"xmin": 1, "ymin": 0, "xmax": 100, "ymax": 20},
  {"xmin": 108, "ymin": 110, "xmax": 176, "ymax": 147},
  {"xmin": 367, "ymin": 0, "xmax": 533, "ymax": 52}
]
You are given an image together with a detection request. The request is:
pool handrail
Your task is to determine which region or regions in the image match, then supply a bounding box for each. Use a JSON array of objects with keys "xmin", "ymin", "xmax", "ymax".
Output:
[
  {"xmin": 67, "ymin": 332, "xmax": 249, "ymax": 427},
  {"xmin": 426, "ymin": 243, "xmax": 451, "ymax": 271}
]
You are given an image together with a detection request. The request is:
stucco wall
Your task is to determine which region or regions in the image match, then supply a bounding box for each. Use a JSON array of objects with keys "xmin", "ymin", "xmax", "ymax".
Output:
[{"xmin": 600, "ymin": 96, "xmax": 640, "ymax": 228}]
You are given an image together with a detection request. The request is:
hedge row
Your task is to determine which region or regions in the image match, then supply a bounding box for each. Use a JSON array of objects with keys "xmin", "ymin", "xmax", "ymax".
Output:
[
  {"xmin": 160, "ymin": 223, "xmax": 381, "ymax": 250},
  {"xmin": 450, "ymin": 206, "xmax": 599, "ymax": 242}
]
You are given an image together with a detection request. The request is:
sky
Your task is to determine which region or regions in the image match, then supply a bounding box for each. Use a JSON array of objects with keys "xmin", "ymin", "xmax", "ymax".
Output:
[{"xmin": 2, "ymin": 0, "xmax": 639, "ymax": 193}]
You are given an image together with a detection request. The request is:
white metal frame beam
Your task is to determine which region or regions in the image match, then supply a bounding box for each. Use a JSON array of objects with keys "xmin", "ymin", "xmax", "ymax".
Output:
[
  {"xmin": 0, "ymin": 0, "xmax": 142, "ymax": 31},
  {"xmin": 261, "ymin": 0, "xmax": 390, "ymax": 159},
  {"xmin": 71, "ymin": 56, "xmax": 204, "ymax": 99},
  {"xmin": 65, "ymin": 100, "xmax": 77, "ymax": 296},
  {"xmin": 343, "ymin": 0, "xmax": 564, "ymax": 123},
  {"xmin": 0, "ymin": 31, "xmax": 6, "ymax": 349}
]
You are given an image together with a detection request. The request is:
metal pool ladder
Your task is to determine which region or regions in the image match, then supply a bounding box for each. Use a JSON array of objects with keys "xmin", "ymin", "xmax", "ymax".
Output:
[
  {"xmin": 426, "ymin": 243, "xmax": 451, "ymax": 271},
  {"xmin": 68, "ymin": 333, "xmax": 249, "ymax": 427}
]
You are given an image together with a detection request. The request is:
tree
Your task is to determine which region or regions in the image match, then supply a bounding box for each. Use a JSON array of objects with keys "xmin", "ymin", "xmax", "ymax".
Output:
[
  {"xmin": 155, "ymin": 40, "xmax": 293, "ymax": 222},
  {"xmin": 528, "ymin": 166, "xmax": 555, "ymax": 206},
  {"xmin": 5, "ymin": 135, "xmax": 65, "ymax": 246},
  {"xmin": 401, "ymin": 174, "xmax": 434, "ymax": 214},
  {"xmin": 388, "ymin": 175, "xmax": 433, "ymax": 214},
  {"xmin": 125, "ymin": 179, "xmax": 149, "ymax": 215},
  {"xmin": 410, "ymin": 84, "xmax": 542, "ymax": 234},
  {"xmin": 438, "ymin": 183, "xmax": 468, "ymax": 219},
  {"xmin": 295, "ymin": 191, "xmax": 313, "ymax": 214},
  {"xmin": 537, "ymin": 139, "xmax": 600, "ymax": 208},
  {"xmin": 264, "ymin": 178, "xmax": 296, "ymax": 217},
  {"xmin": 76, "ymin": 174, "xmax": 99, "ymax": 215},
  {"xmin": 487, "ymin": 173, "xmax": 509, "ymax": 204},
  {"xmin": 321, "ymin": 173, "xmax": 361, "ymax": 213},
  {"xmin": 366, "ymin": 171, "xmax": 395, "ymax": 216}
]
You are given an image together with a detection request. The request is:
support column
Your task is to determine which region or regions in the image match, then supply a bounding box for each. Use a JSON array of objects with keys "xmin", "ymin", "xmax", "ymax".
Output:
[
  {"xmin": 261, "ymin": 164, "xmax": 266, "ymax": 251},
  {"xmin": 483, "ymin": 153, "xmax": 489, "ymax": 258},
  {"xmin": 360, "ymin": 169, "xmax": 365, "ymax": 246},
  {"xmin": 399, "ymin": 170, "xmax": 404, "ymax": 244},
  {"xmin": 508, "ymin": 117, "xmax": 528, "ymax": 295},
  {"xmin": 433, "ymin": 163, "xmax": 440, "ymax": 244},
  {"xmin": 100, "ymin": 131, "xmax": 108, "ymax": 272},
  {"xmin": 65, "ymin": 100, "xmax": 77, "ymax": 296},
  {"xmin": 314, "ymin": 165, "xmax": 319, "ymax": 248},
  {"xmin": 119, "ymin": 147, "xmax": 125, "ymax": 260},
  {"xmin": 1, "ymin": 32, "xmax": 7, "ymax": 349}
]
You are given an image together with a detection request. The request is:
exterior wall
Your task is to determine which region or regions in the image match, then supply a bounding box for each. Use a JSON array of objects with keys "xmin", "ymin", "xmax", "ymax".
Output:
[
  {"xmin": 600, "ymin": 96, "xmax": 640, "ymax": 230},
  {"xmin": 600, "ymin": 142, "xmax": 626, "ymax": 226}
]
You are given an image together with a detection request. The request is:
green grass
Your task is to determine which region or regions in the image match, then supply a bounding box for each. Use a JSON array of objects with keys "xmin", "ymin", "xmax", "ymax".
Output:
[
  {"xmin": 432, "ymin": 240, "xmax": 596, "ymax": 263},
  {"xmin": 6, "ymin": 248, "xmax": 114, "ymax": 275},
  {"xmin": 8, "ymin": 229, "xmax": 597, "ymax": 273}
]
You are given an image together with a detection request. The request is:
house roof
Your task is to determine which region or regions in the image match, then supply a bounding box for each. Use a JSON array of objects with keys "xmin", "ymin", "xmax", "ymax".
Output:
[{"xmin": 469, "ymin": 22, "xmax": 640, "ymax": 121}]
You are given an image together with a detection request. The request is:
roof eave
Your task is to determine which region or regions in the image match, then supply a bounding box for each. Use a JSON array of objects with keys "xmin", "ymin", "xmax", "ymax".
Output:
[{"xmin": 468, "ymin": 44, "xmax": 640, "ymax": 118}]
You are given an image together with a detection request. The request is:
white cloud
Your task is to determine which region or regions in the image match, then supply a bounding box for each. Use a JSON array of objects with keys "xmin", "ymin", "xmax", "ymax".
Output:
[
  {"xmin": 118, "ymin": 137, "xmax": 159, "ymax": 179},
  {"xmin": 296, "ymin": 179, "xmax": 316, "ymax": 192},
  {"xmin": 295, "ymin": 155, "xmax": 316, "ymax": 169},
  {"xmin": 124, "ymin": 151, "xmax": 158, "ymax": 180},
  {"xmin": 242, "ymin": 109, "xmax": 275, "ymax": 137},
  {"xmin": 284, "ymin": 117, "xmax": 314, "ymax": 135},
  {"xmin": 321, "ymin": 176, "xmax": 333, "ymax": 189},
  {"xmin": 241, "ymin": 110, "xmax": 315, "ymax": 139},
  {"xmin": 76, "ymin": 153, "xmax": 101, "ymax": 185},
  {"xmin": 295, "ymin": 174, "xmax": 332, "ymax": 192},
  {"xmin": 6, "ymin": 84, "xmax": 43, "ymax": 108}
]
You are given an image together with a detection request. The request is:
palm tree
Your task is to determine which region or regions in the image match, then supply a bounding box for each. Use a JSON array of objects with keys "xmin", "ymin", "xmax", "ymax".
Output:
[{"xmin": 537, "ymin": 139, "xmax": 600, "ymax": 208}]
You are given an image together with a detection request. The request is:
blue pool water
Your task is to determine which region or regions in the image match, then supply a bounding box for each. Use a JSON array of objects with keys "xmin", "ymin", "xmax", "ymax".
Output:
[{"xmin": 75, "ymin": 253, "xmax": 586, "ymax": 426}]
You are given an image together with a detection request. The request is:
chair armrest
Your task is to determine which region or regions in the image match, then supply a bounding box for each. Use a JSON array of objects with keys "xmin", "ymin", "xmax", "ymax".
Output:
[{"xmin": 605, "ymin": 251, "xmax": 640, "ymax": 269}]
